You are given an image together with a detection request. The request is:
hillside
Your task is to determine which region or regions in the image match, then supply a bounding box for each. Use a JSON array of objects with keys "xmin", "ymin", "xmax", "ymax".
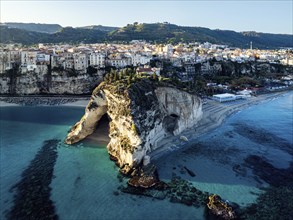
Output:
[
  {"xmin": 1, "ymin": 22, "xmax": 62, "ymax": 34},
  {"xmin": 51, "ymin": 27, "xmax": 107, "ymax": 43},
  {"xmin": 0, "ymin": 26, "xmax": 48, "ymax": 44},
  {"xmin": 108, "ymin": 23, "xmax": 293, "ymax": 48},
  {"xmin": 0, "ymin": 22, "xmax": 292, "ymax": 48},
  {"xmin": 0, "ymin": 26, "xmax": 107, "ymax": 44},
  {"xmin": 79, "ymin": 25, "xmax": 119, "ymax": 32}
]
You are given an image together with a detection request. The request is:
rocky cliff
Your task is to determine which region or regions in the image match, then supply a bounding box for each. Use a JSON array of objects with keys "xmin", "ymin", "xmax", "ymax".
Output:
[
  {"xmin": 65, "ymin": 79, "xmax": 202, "ymax": 174},
  {"xmin": 0, "ymin": 66, "xmax": 104, "ymax": 95},
  {"xmin": 204, "ymin": 60, "xmax": 293, "ymax": 76}
]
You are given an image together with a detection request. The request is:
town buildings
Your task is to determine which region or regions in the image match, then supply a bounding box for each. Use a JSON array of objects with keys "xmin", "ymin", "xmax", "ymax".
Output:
[{"xmin": 0, "ymin": 41, "xmax": 292, "ymax": 76}]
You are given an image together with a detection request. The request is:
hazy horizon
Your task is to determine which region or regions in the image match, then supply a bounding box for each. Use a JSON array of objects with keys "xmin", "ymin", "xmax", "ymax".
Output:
[{"xmin": 1, "ymin": 1, "xmax": 292, "ymax": 35}]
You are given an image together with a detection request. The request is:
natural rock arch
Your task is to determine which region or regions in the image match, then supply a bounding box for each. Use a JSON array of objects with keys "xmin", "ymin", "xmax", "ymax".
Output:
[{"xmin": 65, "ymin": 81, "xmax": 203, "ymax": 172}]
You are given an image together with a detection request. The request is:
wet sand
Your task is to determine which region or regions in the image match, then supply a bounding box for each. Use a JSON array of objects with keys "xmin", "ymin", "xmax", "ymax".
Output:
[
  {"xmin": 60, "ymin": 99, "xmax": 89, "ymax": 107},
  {"xmin": 0, "ymin": 101, "xmax": 20, "ymax": 107},
  {"xmin": 0, "ymin": 97, "xmax": 90, "ymax": 107}
]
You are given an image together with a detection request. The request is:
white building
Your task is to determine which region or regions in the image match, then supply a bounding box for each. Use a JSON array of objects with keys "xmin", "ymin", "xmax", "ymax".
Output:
[
  {"xmin": 281, "ymin": 57, "xmax": 293, "ymax": 66},
  {"xmin": 106, "ymin": 58, "xmax": 131, "ymax": 68},
  {"xmin": 213, "ymin": 93, "xmax": 236, "ymax": 102},
  {"xmin": 21, "ymin": 51, "xmax": 38, "ymax": 67},
  {"xmin": 131, "ymin": 53, "xmax": 151, "ymax": 66},
  {"xmin": 237, "ymin": 89, "xmax": 252, "ymax": 97},
  {"xmin": 163, "ymin": 44, "xmax": 173, "ymax": 53},
  {"xmin": 106, "ymin": 53, "xmax": 131, "ymax": 68},
  {"xmin": 36, "ymin": 53, "xmax": 50, "ymax": 64},
  {"xmin": 20, "ymin": 51, "xmax": 38, "ymax": 73},
  {"xmin": 62, "ymin": 52, "xmax": 74, "ymax": 69},
  {"xmin": 90, "ymin": 52, "xmax": 105, "ymax": 68},
  {"xmin": 163, "ymin": 44, "xmax": 174, "ymax": 57},
  {"xmin": 73, "ymin": 53, "xmax": 88, "ymax": 72}
]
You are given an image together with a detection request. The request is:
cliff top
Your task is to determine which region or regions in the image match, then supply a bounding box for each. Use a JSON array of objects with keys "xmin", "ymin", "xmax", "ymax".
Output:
[
  {"xmin": 90, "ymin": 69, "xmax": 202, "ymax": 139},
  {"xmin": 93, "ymin": 68, "xmax": 197, "ymax": 97}
]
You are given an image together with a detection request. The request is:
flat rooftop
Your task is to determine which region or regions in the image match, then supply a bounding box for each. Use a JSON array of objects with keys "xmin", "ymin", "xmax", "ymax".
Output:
[{"xmin": 213, "ymin": 93, "xmax": 236, "ymax": 98}]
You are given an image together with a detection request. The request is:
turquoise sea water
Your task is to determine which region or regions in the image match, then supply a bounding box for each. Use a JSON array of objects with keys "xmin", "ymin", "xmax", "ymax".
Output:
[
  {"xmin": 156, "ymin": 92, "xmax": 293, "ymax": 207},
  {"xmin": 0, "ymin": 92, "xmax": 292, "ymax": 220}
]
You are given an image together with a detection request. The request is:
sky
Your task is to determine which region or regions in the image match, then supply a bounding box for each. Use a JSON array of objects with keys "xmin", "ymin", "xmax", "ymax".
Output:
[{"xmin": 1, "ymin": 0, "xmax": 292, "ymax": 34}]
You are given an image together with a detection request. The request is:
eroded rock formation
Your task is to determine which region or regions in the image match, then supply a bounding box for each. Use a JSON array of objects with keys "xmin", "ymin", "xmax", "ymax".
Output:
[{"xmin": 65, "ymin": 79, "xmax": 202, "ymax": 173}]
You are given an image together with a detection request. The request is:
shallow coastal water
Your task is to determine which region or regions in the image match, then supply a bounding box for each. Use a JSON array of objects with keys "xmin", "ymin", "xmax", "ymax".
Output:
[
  {"xmin": 0, "ymin": 107, "xmax": 201, "ymax": 220},
  {"xmin": 156, "ymin": 91, "xmax": 293, "ymax": 218},
  {"xmin": 0, "ymin": 92, "xmax": 292, "ymax": 219}
]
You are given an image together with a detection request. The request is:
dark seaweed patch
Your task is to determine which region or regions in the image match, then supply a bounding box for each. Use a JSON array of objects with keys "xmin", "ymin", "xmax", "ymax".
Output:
[
  {"xmin": 6, "ymin": 140, "xmax": 59, "ymax": 220},
  {"xmin": 233, "ymin": 123, "xmax": 293, "ymax": 156},
  {"xmin": 244, "ymin": 155, "xmax": 293, "ymax": 187},
  {"xmin": 239, "ymin": 155, "xmax": 293, "ymax": 219}
]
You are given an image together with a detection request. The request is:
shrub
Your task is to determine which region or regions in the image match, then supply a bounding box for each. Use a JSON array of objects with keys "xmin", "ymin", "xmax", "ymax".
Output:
[{"xmin": 131, "ymin": 123, "xmax": 137, "ymax": 134}]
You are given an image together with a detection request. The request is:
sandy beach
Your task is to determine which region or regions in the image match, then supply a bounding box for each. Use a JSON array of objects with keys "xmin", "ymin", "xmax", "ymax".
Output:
[
  {"xmin": 0, "ymin": 101, "xmax": 20, "ymax": 107},
  {"xmin": 59, "ymin": 99, "xmax": 89, "ymax": 107},
  {"xmin": 151, "ymin": 91, "xmax": 291, "ymax": 160}
]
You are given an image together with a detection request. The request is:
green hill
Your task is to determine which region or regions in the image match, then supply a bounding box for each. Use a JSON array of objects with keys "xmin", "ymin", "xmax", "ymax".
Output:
[
  {"xmin": 0, "ymin": 26, "xmax": 48, "ymax": 44},
  {"xmin": 79, "ymin": 25, "xmax": 119, "ymax": 32},
  {"xmin": 51, "ymin": 27, "xmax": 107, "ymax": 43},
  {"xmin": 108, "ymin": 23, "xmax": 293, "ymax": 48},
  {"xmin": 1, "ymin": 22, "xmax": 62, "ymax": 34},
  {"xmin": 0, "ymin": 22, "xmax": 292, "ymax": 49},
  {"xmin": 0, "ymin": 26, "xmax": 107, "ymax": 44}
]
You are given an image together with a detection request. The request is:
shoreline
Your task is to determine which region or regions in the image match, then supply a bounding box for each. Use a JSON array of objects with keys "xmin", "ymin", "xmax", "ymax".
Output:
[
  {"xmin": 0, "ymin": 96, "xmax": 90, "ymax": 107},
  {"xmin": 1, "ymin": 90, "xmax": 291, "ymax": 159},
  {"xmin": 151, "ymin": 90, "xmax": 292, "ymax": 161}
]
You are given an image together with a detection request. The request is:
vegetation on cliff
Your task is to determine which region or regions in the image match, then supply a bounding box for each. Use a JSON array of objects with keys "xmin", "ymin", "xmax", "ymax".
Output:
[{"xmin": 101, "ymin": 67, "xmax": 201, "ymax": 97}]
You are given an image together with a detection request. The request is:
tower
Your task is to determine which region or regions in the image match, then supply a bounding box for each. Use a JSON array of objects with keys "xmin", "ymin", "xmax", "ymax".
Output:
[{"xmin": 250, "ymin": 41, "xmax": 253, "ymax": 50}]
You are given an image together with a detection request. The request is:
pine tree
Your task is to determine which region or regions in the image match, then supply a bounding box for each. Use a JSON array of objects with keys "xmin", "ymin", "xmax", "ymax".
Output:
[
  {"xmin": 152, "ymin": 72, "xmax": 157, "ymax": 81},
  {"xmin": 114, "ymin": 70, "xmax": 118, "ymax": 81},
  {"xmin": 127, "ymin": 76, "xmax": 132, "ymax": 85}
]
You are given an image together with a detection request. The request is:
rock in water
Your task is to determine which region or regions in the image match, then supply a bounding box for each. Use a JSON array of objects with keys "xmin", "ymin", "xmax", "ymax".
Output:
[
  {"xmin": 180, "ymin": 136, "xmax": 189, "ymax": 142},
  {"xmin": 65, "ymin": 79, "xmax": 203, "ymax": 172},
  {"xmin": 184, "ymin": 166, "xmax": 196, "ymax": 177},
  {"xmin": 128, "ymin": 163, "xmax": 160, "ymax": 188},
  {"xmin": 207, "ymin": 194, "xmax": 237, "ymax": 220}
]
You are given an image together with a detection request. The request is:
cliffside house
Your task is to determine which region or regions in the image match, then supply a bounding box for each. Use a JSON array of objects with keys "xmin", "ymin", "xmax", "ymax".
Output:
[{"xmin": 90, "ymin": 52, "xmax": 105, "ymax": 68}]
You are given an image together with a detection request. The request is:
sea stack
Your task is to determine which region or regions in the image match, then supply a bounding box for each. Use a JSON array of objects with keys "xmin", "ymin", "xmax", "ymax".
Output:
[{"xmin": 65, "ymin": 78, "xmax": 203, "ymax": 174}]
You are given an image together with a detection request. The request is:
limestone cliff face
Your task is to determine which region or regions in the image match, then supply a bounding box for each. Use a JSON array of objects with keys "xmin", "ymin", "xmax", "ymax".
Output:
[
  {"xmin": 65, "ymin": 79, "xmax": 202, "ymax": 172},
  {"xmin": 0, "ymin": 68, "xmax": 103, "ymax": 95}
]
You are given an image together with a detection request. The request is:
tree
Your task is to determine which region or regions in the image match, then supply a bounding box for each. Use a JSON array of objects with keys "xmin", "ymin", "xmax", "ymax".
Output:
[
  {"xmin": 152, "ymin": 72, "xmax": 157, "ymax": 81},
  {"xmin": 127, "ymin": 76, "xmax": 132, "ymax": 85},
  {"xmin": 113, "ymin": 70, "xmax": 118, "ymax": 81}
]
